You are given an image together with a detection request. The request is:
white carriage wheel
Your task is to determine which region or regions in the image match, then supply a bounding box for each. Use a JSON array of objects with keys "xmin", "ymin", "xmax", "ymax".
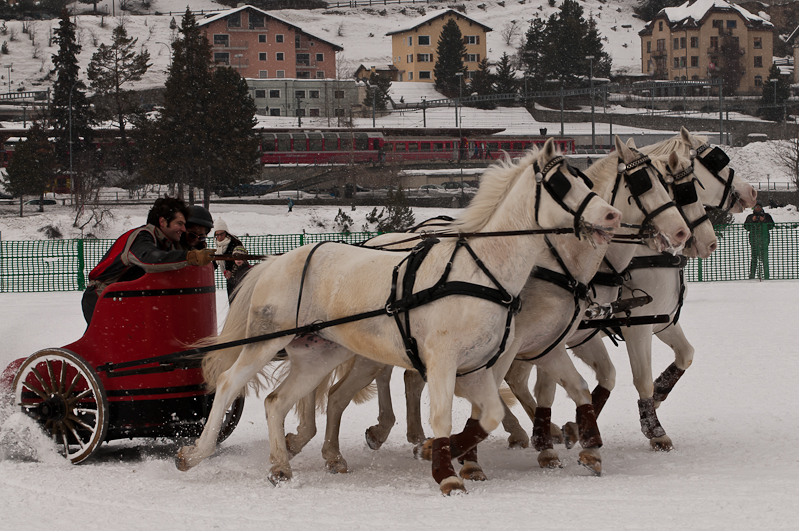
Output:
[{"xmin": 12, "ymin": 348, "xmax": 109, "ymax": 464}]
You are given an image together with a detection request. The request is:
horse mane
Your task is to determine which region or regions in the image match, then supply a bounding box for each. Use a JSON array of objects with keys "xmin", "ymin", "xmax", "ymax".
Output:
[
  {"xmin": 641, "ymin": 132, "xmax": 708, "ymax": 157},
  {"xmin": 450, "ymin": 146, "xmax": 542, "ymax": 233}
]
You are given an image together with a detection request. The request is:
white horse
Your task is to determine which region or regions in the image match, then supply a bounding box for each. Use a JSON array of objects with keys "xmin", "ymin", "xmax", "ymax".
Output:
[
  {"xmin": 535, "ymin": 128, "xmax": 757, "ymax": 452},
  {"xmin": 176, "ymin": 139, "xmax": 621, "ymax": 495},
  {"xmin": 287, "ymin": 136, "xmax": 692, "ymax": 477}
]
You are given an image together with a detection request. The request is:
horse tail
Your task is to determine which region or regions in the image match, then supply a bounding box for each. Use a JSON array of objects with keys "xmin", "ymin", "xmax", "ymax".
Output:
[
  {"xmin": 499, "ymin": 384, "xmax": 518, "ymax": 407},
  {"xmin": 201, "ymin": 256, "xmax": 279, "ymax": 395}
]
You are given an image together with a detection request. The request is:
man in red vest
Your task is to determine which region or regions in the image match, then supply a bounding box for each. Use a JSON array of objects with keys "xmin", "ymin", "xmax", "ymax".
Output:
[{"xmin": 81, "ymin": 196, "xmax": 215, "ymax": 325}]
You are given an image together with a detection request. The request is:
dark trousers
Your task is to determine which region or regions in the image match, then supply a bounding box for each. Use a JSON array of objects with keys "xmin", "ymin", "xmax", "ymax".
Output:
[
  {"xmin": 749, "ymin": 246, "xmax": 769, "ymax": 280},
  {"xmin": 81, "ymin": 286, "xmax": 99, "ymax": 325}
]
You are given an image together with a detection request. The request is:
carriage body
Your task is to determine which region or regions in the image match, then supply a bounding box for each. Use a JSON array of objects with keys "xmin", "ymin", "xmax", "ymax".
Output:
[{"xmin": 2, "ymin": 265, "xmax": 243, "ymax": 463}]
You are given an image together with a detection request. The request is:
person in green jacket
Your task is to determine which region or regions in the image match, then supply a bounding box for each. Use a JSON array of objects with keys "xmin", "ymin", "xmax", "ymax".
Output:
[{"xmin": 744, "ymin": 203, "xmax": 775, "ymax": 279}]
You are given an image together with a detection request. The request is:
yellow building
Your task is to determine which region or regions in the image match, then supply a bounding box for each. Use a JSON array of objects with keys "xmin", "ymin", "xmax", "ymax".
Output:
[
  {"xmin": 639, "ymin": 0, "xmax": 774, "ymax": 94},
  {"xmin": 386, "ymin": 9, "xmax": 491, "ymax": 83}
]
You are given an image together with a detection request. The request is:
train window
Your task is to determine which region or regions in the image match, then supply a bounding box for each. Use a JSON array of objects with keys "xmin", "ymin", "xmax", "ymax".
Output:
[
  {"xmin": 501, "ymin": 142, "xmax": 511, "ymax": 150},
  {"xmin": 308, "ymin": 133, "xmax": 323, "ymax": 151},
  {"xmin": 395, "ymin": 143, "xmax": 406, "ymax": 151},
  {"xmin": 261, "ymin": 134, "xmax": 277, "ymax": 152},
  {"xmin": 323, "ymin": 134, "xmax": 338, "ymax": 151},
  {"xmin": 353, "ymin": 133, "xmax": 368, "ymax": 151},
  {"xmin": 276, "ymin": 134, "xmax": 291, "ymax": 152},
  {"xmin": 432, "ymin": 143, "xmax": 443, "ymax": 152},
  {"xmin": 407, "ymin": 142, "xmax": 419, "ymax": 152},
  {"xmin": 340, "ymin": 136, "xmax": 352, "ymax": 151},
  {"xmin": 420, "ymin": 142, "xmax": 431, "ymax": 151},
  {"xmin": 489, "ymin": 142, "xmax": 499, "ymax": 151},
  {"xmin": 292, "ymin": 134, "xmax": 308, "ymax": 151}
]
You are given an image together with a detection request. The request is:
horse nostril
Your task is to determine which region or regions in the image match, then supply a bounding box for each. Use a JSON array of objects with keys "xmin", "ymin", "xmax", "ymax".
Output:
[
  {"xmin": 709, "ymin": 242, "xmax": 717, "ymax": 253},
  {"xmin": 605, "ymin": 211, "xmax": 620, "ymax": 223},
  {"xmin": 675, "ymin": 229, "xmax": 689, "ymax": 242}
]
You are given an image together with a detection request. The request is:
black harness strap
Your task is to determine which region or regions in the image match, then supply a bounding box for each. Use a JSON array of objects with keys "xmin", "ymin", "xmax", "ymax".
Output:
[
  {"xmin": 625, "ymin": 253, "xmax": 689, "ymax": 271},
  {"xmin": 296, "ymin": 241, "xmax": 334, "ymax": 327}
]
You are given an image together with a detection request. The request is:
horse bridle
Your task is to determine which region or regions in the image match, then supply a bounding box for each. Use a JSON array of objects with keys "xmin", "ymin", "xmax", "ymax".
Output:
[
  {"xmin": 533, "ymin": 155, "xmax": 599, "ymax": 240},
  {"xmin": 667, "ymin": 161, "xmax": 709, "ymax": 234},
  {"xmin": 692, "ymin": 143, "xmax": 739, "ymax": 211}
]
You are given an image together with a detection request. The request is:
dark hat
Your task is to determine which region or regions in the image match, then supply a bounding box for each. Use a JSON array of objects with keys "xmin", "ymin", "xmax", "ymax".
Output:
[
  {"xmin": 187, "ymin": 205, "xmax": 214, "ymax": 229},
  {"xmin": 754, "ymin": 202, "xmax": 763, "ymax": 209}
]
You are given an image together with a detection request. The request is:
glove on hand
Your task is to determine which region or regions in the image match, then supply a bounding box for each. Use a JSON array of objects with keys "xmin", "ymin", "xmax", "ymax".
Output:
[{"xmin": 187, "ymin": 249, "xmax": 215, "ymax": 267}]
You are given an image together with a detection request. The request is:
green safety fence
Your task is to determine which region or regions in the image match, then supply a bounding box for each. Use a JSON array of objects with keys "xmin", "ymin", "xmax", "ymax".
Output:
[{"xmin": 1, "ymin": 224, "xmax": 797, "ymax": 293}]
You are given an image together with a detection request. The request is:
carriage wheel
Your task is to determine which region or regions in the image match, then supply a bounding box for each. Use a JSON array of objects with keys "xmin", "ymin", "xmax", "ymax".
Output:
[
  {"xmin": 12, "ymin": 349, "xmax": 109, "ymax": 464},
  {"xmin": 217, "ymin": 395, "xmax": 245, "ymax": 444}
]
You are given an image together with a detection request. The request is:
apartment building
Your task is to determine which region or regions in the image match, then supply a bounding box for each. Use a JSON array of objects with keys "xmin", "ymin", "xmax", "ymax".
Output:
[
  {"xmin": 386, "ymin": 9, "xmax": 491, "ymax": 83},
  {"xmin": 246, "ymin": 78, "xmax": 360, "ymax": 118},
  {"xmin": 639, "ymin": 0, "xmax": 774, "ymax": 94},
  {"xmin": 198, "ymin": 5, "xmax": 343, "ymax": 80}
]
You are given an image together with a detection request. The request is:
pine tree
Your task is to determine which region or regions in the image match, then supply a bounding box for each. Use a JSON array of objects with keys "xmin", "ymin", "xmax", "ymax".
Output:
[
  {"xmin": 433, "ymin": 19, "xmax": 467, "ymax": 97},
  {"xmin": 5, "ymin": 123, "xmax": 57, "ymax": 214},
  {"xmin": 519, "ymin": 16, "xmax": 547, "ymax": 93},
  {"xmin": 363, "ymin": 71, "xmax": 392, "ymax": 111},
  {"xmin": 50, "ymin": 8, "xmax": 93, "ymax": 170},
  {"xmin": 716, "ymin": 34, "xmax": 745, "ymax": 97},
  {"xmin": 494, "ymin": 53, "xmax": 518, "ymax": 106},
  {"xmin": 758, "ymin": 65, "xmax": 790, "ymax": 122},
  {"xmin": 584, "ymin": 16, "xmax": 612, "ymax": 79},
  {"xmin": 541, "ymin": 0, "xmax": 594, "ymax": 89},
  {"xmin": 469, "ymin": 58, "xmax": 496, "ymax": 110}
]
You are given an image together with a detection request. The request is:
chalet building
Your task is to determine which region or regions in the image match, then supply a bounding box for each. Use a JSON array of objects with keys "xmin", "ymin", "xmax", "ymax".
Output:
[
  {"xmin": 639, "ymin": 0, "xmax": 774, "ymax": 94},
  {"xmin": 246, "ymin": 78, "xmax": 360, "ymax": 119},
  {"xmin": 386, "ymin": 9, "xmax": 491, "ymax": 83},
  {"xmin": 353, "ymin": 64, "xmax": 401, "ymax": 82},
  {"xmin": 198, "ymin": 5, "xmax": 343, "ymax": 80}
]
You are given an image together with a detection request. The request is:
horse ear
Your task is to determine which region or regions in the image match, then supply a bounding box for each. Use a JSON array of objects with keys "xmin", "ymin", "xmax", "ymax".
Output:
[
  {"xmin": 614, "ymin": 136, "xmax": 633, "ymax": 162},
  {"xmin": 668, "ymin": 151, "xmax": 680, "ymax": 171},
  {"xmin": 626, "ymin": 137, "xmax": 637, "ymax": 149},
  {"xmin": 680, "ymin": 126, "xmax": 693, "ymax": 146},
  {"xmin": 543, "ymin": 137, "xmax": 555, "ymax": 157}
]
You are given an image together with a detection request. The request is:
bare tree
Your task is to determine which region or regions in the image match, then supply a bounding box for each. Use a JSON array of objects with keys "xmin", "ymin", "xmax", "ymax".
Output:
[
  {"xmin": 772, "ymin": 138, "xmax": 799, "ymax": 202},
  {"xmin": 501, "ymin": 20, "xmax": 519, "ymax": 46}
]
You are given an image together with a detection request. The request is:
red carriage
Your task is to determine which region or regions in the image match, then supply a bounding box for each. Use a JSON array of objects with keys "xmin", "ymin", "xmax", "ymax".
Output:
[{"xmin": 0, "ymin": 265, "xmax": 244, "ymax": 464}]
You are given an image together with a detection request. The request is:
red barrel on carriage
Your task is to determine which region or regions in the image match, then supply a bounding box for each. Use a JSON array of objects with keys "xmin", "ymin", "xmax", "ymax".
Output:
[{"xmin": 0, "ymin": 265, "xmax": 244, "ymax": 464}]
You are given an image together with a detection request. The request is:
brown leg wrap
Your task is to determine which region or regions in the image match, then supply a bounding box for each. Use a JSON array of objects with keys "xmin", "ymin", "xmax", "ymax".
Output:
[
  {"xmin": 576, "ymin": 404, "xmax": 603, "ymax": 449},
  {"xmin": 653, "ymin": 363, "xmax": 686, "ymax": 403},
  {"xmin": 638, "ymin": 397, "xmax": 667, "ymax": 439},
  {"xmin": 449, "ymin": 418, "xmax": 489, "ymax": 460},
  {"xmin": 591, "ymin": 385, "xmax": 612, "ymax": 418},
  {"xmin": 431, "ymin": 437, "xmax": 456, "ymax": 485},
  {"xmin": 532, "ymin": 407, "xmax": 554, "ymax": 451},
  {"xmin": 457, "ymin": 446, "xmax": 478, "ymax": 465}
]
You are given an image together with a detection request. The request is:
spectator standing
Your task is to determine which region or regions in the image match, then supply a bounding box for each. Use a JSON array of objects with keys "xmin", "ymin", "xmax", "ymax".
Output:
[
  {"xmin": 744, "ymin": 203, "xmax": 775, "ymax": 280},
  {"xmin": 287, "ymin": 197, "xmax": 294, "ymax": 212},
  {"xmin": 213, "ymin": 218, "xmax": 244, "ymax": 298},
  {"xmin": 227, "ymin": 245, "xmax": 252, "ymax": 301}
]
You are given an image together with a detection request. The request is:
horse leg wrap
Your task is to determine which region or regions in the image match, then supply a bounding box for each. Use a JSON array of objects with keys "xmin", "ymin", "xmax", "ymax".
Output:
[
  {"xmin": 457, "ymin": 446, "xmax": 478, "ymax": 466},
  {"xmin": 591, "ymin": 385, "xmax": 612, "ymax": 418},
  {"xmin": 576, "ymin": 404, "xmax": 603, "ymax": 449},
  {"xmin": 532, "ymin": 407, "xmax": 554, "ymax": 451},
  {"xmin": 431, "ymin": 437, "xmax": 456, "ymax": 484},
  {"xmin": 653, "ymin": 363, "xmax": 685, "ymax": 403},
  {"xmin": 638, "ymin": 397, "xmax": 667, "ymax": 439},
  {"xmin": 449, "ymin": 418, "xmax": 489, "ymax": 460}
]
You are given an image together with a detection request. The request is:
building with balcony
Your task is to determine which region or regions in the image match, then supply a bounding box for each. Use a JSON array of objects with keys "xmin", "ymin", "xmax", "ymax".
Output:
[
  {"xmin": 246, "ymin": 78, "xmax": 361, "ymax": 119},
  {"xmin": 385, "ymin": 9, "xmax": 491, "ymax": 83},
  {"xmin": 639, "ymin": 0, "xmax": 774, "ymax": 94},
  {"xmin": 198, "ymin": 5, "xmax": 343, "ymax": 80}
]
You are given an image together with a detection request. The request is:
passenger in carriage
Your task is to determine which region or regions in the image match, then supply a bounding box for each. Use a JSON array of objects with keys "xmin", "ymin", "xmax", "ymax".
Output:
[
  {"xmin": 182, "ymin": 205, "xmax": 214, "ymax": 251},
  {"xmin": 81, "ymin": 196, "xmax": 216, "ymax": 326}
]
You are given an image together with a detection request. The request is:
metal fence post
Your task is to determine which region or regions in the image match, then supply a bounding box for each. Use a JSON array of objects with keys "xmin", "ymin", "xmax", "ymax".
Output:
[{"xmin": 77, "ymin": 238, "xmax": 86, "ymax": 290}]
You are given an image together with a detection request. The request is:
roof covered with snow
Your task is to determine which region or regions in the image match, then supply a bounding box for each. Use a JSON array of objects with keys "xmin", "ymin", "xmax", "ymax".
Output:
[
  {"xmin": 385, "ymin": 8, "xmax": 491, "ymax": 36},
  {"xmin": 641, "ymin": 0, "xmax": 773, "ymax": 33}
]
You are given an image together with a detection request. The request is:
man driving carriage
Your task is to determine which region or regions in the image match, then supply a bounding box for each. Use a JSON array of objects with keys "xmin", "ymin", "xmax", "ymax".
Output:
[{"xmin": 81, "ymin": 196, "xmax": 216, "ymax": 325}]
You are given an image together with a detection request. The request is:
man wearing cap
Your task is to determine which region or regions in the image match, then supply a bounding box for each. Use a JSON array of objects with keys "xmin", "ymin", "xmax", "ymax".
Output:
[
  {"xmin": 182, "ymin": 205, "xmax": 214, "ymax": 251},
  {"xmin": 744, "ymin": 203, "xmax": 775, "ymax": 280},
  {"xmin": 213, "ymin": 218, "xmax": 244, "ymax": 299}
]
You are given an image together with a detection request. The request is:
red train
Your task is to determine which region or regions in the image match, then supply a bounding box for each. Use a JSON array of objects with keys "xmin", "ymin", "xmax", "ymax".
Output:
[{"xmin": 259, "ymin": 132, "xmax": 575, "ymax": 165}]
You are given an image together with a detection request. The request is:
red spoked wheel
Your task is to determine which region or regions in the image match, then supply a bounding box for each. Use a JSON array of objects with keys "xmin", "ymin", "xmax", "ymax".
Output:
[
  {"xmin": 12, "ymin": 349, "xmax": 109, "ymax": 464},
  {"xmin": 217, "ymin": 395, "xmax": 245, "ymax": 444}
]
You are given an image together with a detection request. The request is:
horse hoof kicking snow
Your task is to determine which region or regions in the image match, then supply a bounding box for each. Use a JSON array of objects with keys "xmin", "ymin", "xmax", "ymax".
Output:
[
  {"xmin": 537, "ymin": 449, "xmax": 563, "ymax": 469},
  {"xmin": 325, "ymin": 457, "xmax": 349, "ymax": 474},
  {"xmin": 650, "ymin": 436, "xmax": 673, "ymax": 451},
  {"xmin": 459, "ymin": 461, "xmax": 487, "ymax": 481},
  {"xmin": 578, "ymin": 448, "xmax": 602, "ymax": 476}
]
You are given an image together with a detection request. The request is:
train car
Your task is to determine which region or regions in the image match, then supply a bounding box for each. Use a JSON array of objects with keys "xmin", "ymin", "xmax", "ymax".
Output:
[{"xmin": 260, "ymin": 131, "xmax": 385, "ymax": 164}]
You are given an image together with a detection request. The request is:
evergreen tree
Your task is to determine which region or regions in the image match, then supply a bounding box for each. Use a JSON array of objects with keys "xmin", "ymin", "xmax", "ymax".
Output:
[
  {"xmin": 363, "ymin": 71, "xmax": 392, "ymax": 111},
  {"xmin": 5, "ymin": 124, "xmax": 57, "ymax": 214},
  {"xmin": 635, "ymin": 0, "xmax": 681, "ymax": 22},
  {"xmin": 519, "ymin": 16, "xmax": 547, "ymax": 93},
  {"xmin": 494, "ymin": 52, "xmax": 518, "ymax": 106},
  {"xmin": 469, "ymin": 57, "xmax": 496, "ymax": 110},
  {"xmin": 366, "ymin": 185, "xmax": 415, "ymax": 232},
  {"xmin": 50, "ymin": 8, "xmax": 93, "ymax": 170},
  {"xmin": 584, "ymin": 15, "xmax": 612, "ymax": 79},
  {"xmin": 433, "ymin": 19, "xmax": 467, "ymax": 97},
  {"xmin": 758, "ymin": 65, "xmax": 790, "ymax": 122},
  {"xmin": 541, "ymin": 0, "xmax": 597, "ymax": 89}
]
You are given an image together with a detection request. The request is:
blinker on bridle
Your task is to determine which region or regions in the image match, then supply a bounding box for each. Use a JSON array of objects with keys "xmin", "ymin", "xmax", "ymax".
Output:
[
  {"xmin": 693, "ymin": 143, "xmax": 738, "ymax": 211},
  {"xmin": 533, "ymin": 155, "xmax": 599, "ymax": 240},
  {"xmin": 611, "ymin": 152, "xmax": 677, "ymax": 237}
]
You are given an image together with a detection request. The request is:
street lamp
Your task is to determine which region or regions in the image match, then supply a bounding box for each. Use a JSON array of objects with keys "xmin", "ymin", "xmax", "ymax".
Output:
[
  {"xmin": 372, "ymin": 85, "xmax": 376, "ymax": 127},
  {"xmin": 586, "ymin": 55, "xmax": 595, "ymax": 152},
  {"xmin": 4, "ymin": 64, "xmax": 11, "ymax": 95},
  {"xmin": 455, "ymin": 71, "xmax": 464, "ymax": 203},
  {"xmin": 234, "ymin": 53, "xmax": 244, "ymax": 73},
  {"xmin": 421, "ymin": 96, "xmax": 426, "ymax": 127}
]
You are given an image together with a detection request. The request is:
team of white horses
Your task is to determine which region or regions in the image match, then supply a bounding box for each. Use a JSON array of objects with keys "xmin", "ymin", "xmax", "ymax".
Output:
[{"xmin": 176, "ymin": 128, "xmax": 757, "ymax": 495}]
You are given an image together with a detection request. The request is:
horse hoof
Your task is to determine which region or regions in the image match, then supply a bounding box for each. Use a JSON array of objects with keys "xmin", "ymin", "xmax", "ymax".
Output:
[
  {"xmin": 268, "ymin": 467, "xmax": 292, "ymax": 486},
  {"xmin": 537, "ymin": 448, "xmax": 563, "ymax": 469},
  {"xmin": 175, "ymin": 446, "xmax": 196, "ymax": 471},
  {"xmin": 550, "ymin": 424, "xmax": 565, "ymax": 445},
  {"xmin": 440, "ymin": 476, "xmax": 467, "ymax": 496},
  {"xmin": 365, "ymin": 427, "xmax": 384, "ymax": 450},
  {"xmin": 578, "ymin": 448, "xmax": 602, "ymax": 476},
  {"xmin": 325, "ymin": 458, "xmax": 349, "ymax": 474},
  {"xmin": 650, "ymin": 436, "xmax": 673, "ymax": 452},
  {"xmin": 507, "ymin": 433, "xmax": 530, "ymax": 449},
  {"xmin": 413, "ymin": 439, "xmax": 433, "ymax": 461},
  {"xmin": 562, "ymin": 422, "xmax": 579, "ymax": 449},
  {"xmin": 459, "ymin": 461, "xmax": 487, "ymax": 481}
]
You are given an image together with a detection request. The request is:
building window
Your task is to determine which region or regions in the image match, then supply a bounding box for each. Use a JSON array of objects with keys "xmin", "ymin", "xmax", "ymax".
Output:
[
  {"xmin": 309, "ymin": 108, "xmax": 320, "ymax": 117},
  {"xmin": 276, "ymin": 52, "xmax": 284, "ymax": 61},
  {"xmin": 465, "ymin": 35, "xmax": 478, "ymax": 45},
  {"xmin": 467, "ymin": 71, "xmax": 475, "ymax": 80},
  {"xmin": 680, "ymin": 37, "xmax": 686, "ymax": 48},
  {"xmin": 270, "ymin": 108, "xmax": 281, "ymax": 116},
  {"xmin": 259, "ymin": 70, "xmax": 268, "ymax": 78},
  {"xmin": 754, "ymin": 56, "xmax": 763, "ymax": 68},
  {"xmin": 255, "ymin": 89, "xmax": 266, "ymax": 98},
  {"xmin": 754, "ymin": 37, "xmax": 762, "ymax": 49},
  {"xmin": 710, "ymin": 36, "xmax": 718, "ymax": 49},
  {"xmin": 690, "ymin": 56, "xmax": 698, "ymax": 67},
  {"xmin": 656, "ymin": 39, "xmax": 665, "ymax": 51},
  {"xmin": 647, "ymin": 41, "xmax": 651, "ymax": 53},
  {"xmin": 249, "ymin": 12, "xmax": 265, "ymax": 28},
  {"xmin": 334, "ymin": 108, "xmax": 345, "ymax": 117},
  {"xmin": 679, "ymin": 57, "xmax": 686, "ymax": 67},
  {"xmin": 658, "ymin": 21, "xmax": 663, "ymax": 31},
  {"xmin": 276, "ymin": 70, "xmax": 285, "ymax": 78},
  {"xmin": 408, "ymin": 36, "xmax": 412, "ymax": 46},
  {"xmin": 259, "ymin": 53, "xmax": 267, "ymax": 61},
  {"xmin": 297, "ymin": 53, "xmax": 310, "ymax": 66},
  {"xmin": 674, "ymin": 57, "xmax": 679, "ymax": 69},
  {"xmin": 297, "ymin": 71, "xmax": 310, "ymax": 79},
  {"xmin": 712, "ymin": 20, "xmax": 722, "ymax": 29},
  {"xmin": 754, "ymin": 76, "xmax": 762, "ymax": 87},
  {"xmin": 419, "ymin": 35, "xmax": 431, "ymax": 45},
  {"xmin": 269, "ymin": 90, "xmax": 280, "ymax": 98},
  {"xmin": 727, "ymin": 20, "xmax": 736, "ymax": 29},
  {"xmin": 466, "ymin": 54, "xmax": 479, "ymax": 62},
  {"xmin": 316, "ymin": 53, "xmax": 324, "ymax": 62},
  {"xmin": 407, "ymin": 54, "xmax": 413, "ymax": 63},
  {"xmin": 419, "ymin": 71, "xmax": 431, "ymax": 79},
  {"xmin": 418, "ymin": 54, "xmax": 432, "ymax": 62},
  {"xmin": 408, "ymin": 72, "xmax": 413, "ymax": 80},
  {"xmin": 213, "ymin": 52, "xmax": 229, "ymax": 65},
  {"xmin": 295, "ymin": 34, "xmax": 301, "ymax": 48},
  {"xmin": 316, "ymin": 71, "xmax": 324, "ymax": 78},
  {"xmin": 227, "ymin": 13, "xmax": 241, "ymax": 28},
  {"xmin": 334, "ymin": 90, "xmax": 344, "ymax": 98},
  {"xmin": 692, "ymin": 75, "xmax": 699, "ymax": 80},
  {"xmin": 690, "ymin": 36, "xmax": 698, "ymax": 48},
  {"xmin": 309, "ymin": 90, "xmax": 320, "ymax": 98},
  {"xmin": 276, "ymin": 34, "xmax": 284, "ymax": 43},
  {"xmin": 259, "ymin": 34, "xmax": 267, "ymax": 43},
  {"xmin": 673, "ymin": 38, "xmax": 679, "ymax": 50},
  {"xmin": 295, "ymin": 90, "xmax": 306, "ymax": 99},
  {"xmin": 213, "ymin": 34, "xmax": 229, "ymax": 47}
]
